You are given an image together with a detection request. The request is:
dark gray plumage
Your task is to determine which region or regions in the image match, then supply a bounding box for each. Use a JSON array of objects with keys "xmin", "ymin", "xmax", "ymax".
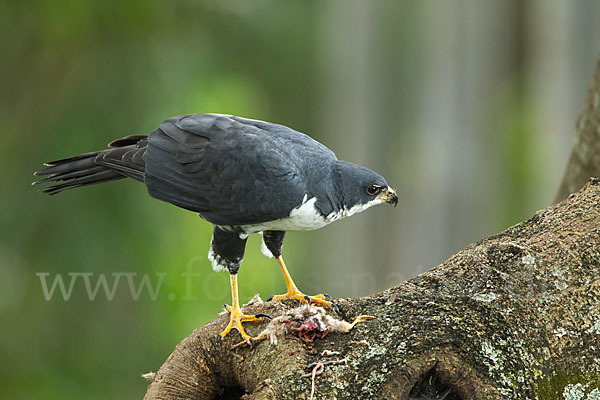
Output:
[
  {"xmin": 145, "ymin": 114, "xmax": 334, "ymax": 226},
  {"xmin": 34, "ymin": 113, "xmax": 398, "ymax": 345}
]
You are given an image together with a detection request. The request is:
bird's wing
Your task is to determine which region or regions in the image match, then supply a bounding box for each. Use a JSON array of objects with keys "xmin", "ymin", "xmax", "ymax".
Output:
[
  {"xmin": 225, "ymin": 115, "xmax": 336, "ymax": 159},
  {"xmin": 145, "ymin": 114, "xmax": 330, "ymax": 225}
]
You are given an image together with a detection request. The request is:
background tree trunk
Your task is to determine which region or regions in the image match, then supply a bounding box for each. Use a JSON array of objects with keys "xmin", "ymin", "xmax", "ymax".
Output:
[
  {"xmin": 144, "ymin": 58, "xmax": 600, "ymax": 400},
  {"xmin": 556, "ymin": 58, "xmax": 600, "ymax": 202}
]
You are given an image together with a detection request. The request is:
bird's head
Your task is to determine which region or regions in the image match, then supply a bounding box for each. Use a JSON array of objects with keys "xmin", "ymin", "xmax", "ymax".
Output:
[{"xmin": 331, "ymin": 160, "xmax": 398, "ymax": 215}]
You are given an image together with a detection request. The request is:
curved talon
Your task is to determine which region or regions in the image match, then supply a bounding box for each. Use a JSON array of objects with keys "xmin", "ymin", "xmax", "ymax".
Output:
[
  {"xmin": 255, "ymin": 313, "xmax": 272, "ymax": 319},
  {"xmin": 331, "ymin": 303, "xmax": 340, "ymax": 313},
  {"xmin": 304, "ymin": 295, "xmax": 311, "ymax": 304},
  {"xmin": 266, "ymin": 295, "xmax": 274, "ymax": 302}
]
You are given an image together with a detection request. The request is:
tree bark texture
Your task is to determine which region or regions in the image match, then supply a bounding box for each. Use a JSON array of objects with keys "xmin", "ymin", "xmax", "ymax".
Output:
[{"xmin": 145, "ymin": 58, "xmax": 600, "ymax": 399}]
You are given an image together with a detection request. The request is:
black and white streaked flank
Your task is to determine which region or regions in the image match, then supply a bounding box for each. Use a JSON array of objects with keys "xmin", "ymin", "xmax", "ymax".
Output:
[{"xmin": 34, "ymin": 113, "xmax": 398, "ymax": 345}]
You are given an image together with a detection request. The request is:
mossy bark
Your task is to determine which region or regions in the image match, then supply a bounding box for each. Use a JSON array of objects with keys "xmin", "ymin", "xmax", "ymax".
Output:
[{"xmin": 145, "ymin": 57, "xmax": 600, "ymax": 399}]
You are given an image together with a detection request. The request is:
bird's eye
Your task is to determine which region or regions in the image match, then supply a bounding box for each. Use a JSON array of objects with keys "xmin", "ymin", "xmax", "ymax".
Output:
[{"xmin": 366, "ymin": 184, "xmax": 381, "ymax": 196}]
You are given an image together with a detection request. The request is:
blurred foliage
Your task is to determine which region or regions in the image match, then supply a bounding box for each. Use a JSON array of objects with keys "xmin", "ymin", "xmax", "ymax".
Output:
[{"xmin": 0, "ymin": 1, "xmax": 323, "ymax": 398}]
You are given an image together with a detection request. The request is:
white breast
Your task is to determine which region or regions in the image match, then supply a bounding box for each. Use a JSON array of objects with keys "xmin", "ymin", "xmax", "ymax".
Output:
[
  {"xmin": 239, "ymin": 197, "xmax": 329, "ymax": 233},
  {"xmin": 235, "ymin": 195, "xmax": 384, "ymax": 234}
]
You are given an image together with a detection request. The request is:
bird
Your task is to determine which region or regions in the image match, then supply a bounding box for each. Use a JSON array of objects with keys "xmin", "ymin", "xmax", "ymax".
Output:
[{"xmin": 33, "ymin": 113, "xmax": 398, "ymax": 346}]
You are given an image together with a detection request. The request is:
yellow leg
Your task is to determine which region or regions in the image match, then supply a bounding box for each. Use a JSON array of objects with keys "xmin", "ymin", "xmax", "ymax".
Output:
[
  {"xmin": 348, "ymin": 315, "xmax": 376, "ymax": 330},
  {"xmin": 218, "ymin": 274, "xmax": 269, "ymax": 346},
  {"xmin": 268, "ymin": 256, "xmax": 338, "ymax": 311}
]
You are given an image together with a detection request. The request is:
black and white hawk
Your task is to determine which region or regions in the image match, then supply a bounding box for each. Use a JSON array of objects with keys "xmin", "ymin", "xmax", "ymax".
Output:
[{"xmin": 34, "ymin": 114, "xmax": 398, "ymax": 345}]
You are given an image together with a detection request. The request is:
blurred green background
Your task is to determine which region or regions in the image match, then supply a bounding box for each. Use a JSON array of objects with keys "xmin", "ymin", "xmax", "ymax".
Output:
[{"xmin": 1, "ymin": 0, "xmax": 599, "ymax": 398}]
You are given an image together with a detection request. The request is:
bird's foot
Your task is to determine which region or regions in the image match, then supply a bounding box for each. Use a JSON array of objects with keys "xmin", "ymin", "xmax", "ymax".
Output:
[
  {"xmin": 347, "ymin": 315, "xmax": 376, "ymax": 331},
  {"xmin": 267, "ymin": 290, "xmax": 339, "ymax": 312},
  {"xmin": 218, "ymin": 304, "xmax": 271, "ymax": 347}
]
